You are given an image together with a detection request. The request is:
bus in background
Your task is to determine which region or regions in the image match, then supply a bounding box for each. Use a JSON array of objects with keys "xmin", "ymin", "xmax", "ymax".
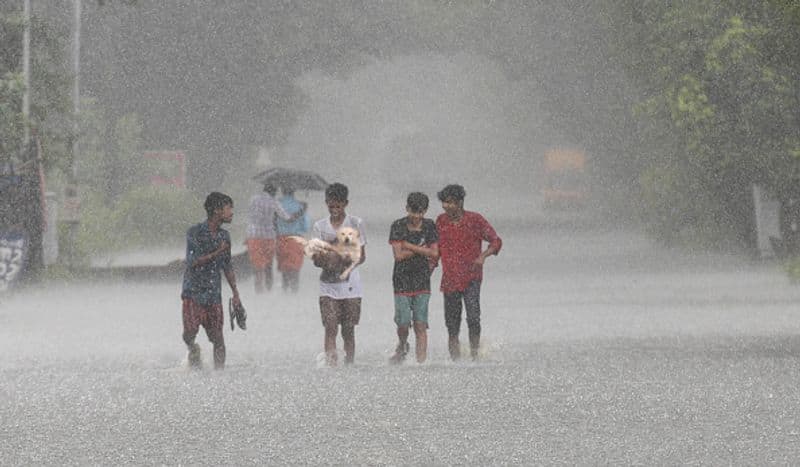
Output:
[{"xmin": 542, "ymin": 147, "xmax": 587, "ymax": 210}]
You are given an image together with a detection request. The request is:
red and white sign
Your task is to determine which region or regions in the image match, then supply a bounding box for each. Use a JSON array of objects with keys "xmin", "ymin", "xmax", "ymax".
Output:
[{"xmin": 143, "ymin": 151, "xmax": 186, "ymax": 188}]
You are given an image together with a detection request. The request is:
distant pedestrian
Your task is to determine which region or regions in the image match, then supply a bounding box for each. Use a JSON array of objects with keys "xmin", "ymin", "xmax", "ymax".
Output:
[
  {"xmin": 435, "ymin": 184, "xmax": 502, "ymax": 361},
  {"xmin": 246, "ymin": 183, "xmax": 304, "ymax": 293},
  {"xmin": 180, "ymin": 192, "xmax": 242, "ymax": 370},
  {"xmin": 388, "ymin": 192, "xmax": 439, "ymax": 364},
  {"xmin": 276, "ymin": 187, "xmax": 310, "ymax": 292},
  {"xmin": 311, "ymin": 182, "xmax": 366, "ymax": 366}
]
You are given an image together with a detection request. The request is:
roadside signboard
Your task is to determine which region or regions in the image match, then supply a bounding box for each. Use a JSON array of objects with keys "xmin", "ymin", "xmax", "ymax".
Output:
[
  {"xmin": 0, "ymin": 229, "xmax": 28, "ymax": 292},
  {"xmin": 143, "ymin": 150, "xmax": 186, "ymax": 188}
]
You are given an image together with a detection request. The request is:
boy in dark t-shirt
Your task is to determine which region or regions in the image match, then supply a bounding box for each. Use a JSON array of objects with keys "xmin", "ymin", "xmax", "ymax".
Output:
[
  {"xmin": 388, "ymin": 192, "xmax": 439, "ymax": 364},
  {"xmin": 181, "ymin": 192, "xmax": 242, "ymax": 370}
]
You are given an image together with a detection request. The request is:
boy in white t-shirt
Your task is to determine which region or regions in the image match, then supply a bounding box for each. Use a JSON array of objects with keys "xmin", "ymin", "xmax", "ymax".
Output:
[{"xmin": 311, "ymin": 183, "xmax": 366, "ymax": 366}]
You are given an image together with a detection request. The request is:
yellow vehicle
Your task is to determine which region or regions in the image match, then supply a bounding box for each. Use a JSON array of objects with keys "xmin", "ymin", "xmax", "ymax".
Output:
[{"xmin": 542, "ymin": 148, "xmax": 587, "ymax": 209}]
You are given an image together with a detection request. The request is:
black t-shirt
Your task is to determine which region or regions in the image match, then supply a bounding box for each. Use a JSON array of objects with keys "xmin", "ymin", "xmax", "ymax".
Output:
[{"xmin": 389, "ymin": 217, "xmax": 438, "ymax": 293}]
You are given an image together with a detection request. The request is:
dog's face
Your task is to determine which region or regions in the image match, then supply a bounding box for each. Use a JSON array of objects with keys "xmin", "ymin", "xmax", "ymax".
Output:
[{"xmin": 336, "ymin": 227, "xmax": 360, "ymax": 246}]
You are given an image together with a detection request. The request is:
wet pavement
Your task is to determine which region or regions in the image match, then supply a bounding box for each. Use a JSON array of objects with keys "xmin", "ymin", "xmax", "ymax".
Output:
[{"xmin": 2, "ymin": 221, "xmax": 800, "ymax": 465}]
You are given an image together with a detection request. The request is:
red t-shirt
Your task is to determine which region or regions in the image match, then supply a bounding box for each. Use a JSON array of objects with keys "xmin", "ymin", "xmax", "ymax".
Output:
[{"xmin": 435, "ymin": 211, "xmax": 502, "ymax": 293}]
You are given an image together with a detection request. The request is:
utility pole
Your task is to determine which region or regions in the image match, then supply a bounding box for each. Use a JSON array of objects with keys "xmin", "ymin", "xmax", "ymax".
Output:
[
  {"xmin": 63, "ymin": 0, "xmax": 83, "ymax": 269},
  {"xmin": 22, "ymin": 0, "xmax": 30, "ymax": 152},
  {"xmin": 72, "ymin": 0, "xmax": 81, "ymax": 180}
]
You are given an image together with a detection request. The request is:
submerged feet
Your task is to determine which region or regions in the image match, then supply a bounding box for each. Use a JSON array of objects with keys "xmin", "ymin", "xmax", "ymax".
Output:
[
  {"xmin": 470, "ymin": 346, "xmax": 479, "ymax": 361},
  {"xmin": 389, "ymin": 342, "xmax": 410, "ymax": 364},
  {"xmin": 187, "ymin": 343, "xmax": 202, "ymax": 369}
]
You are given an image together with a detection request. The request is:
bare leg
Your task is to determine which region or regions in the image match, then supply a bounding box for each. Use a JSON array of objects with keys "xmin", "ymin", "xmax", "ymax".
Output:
[
  {"xmin": 283, "ymin": 271, "xmax": 300, "ymax": 293},
  {"xmin": 206, "ymin": 327, "xmax": 226, "ymax": 370},
  {"xmin": 264, "ymin": 266, "xmax": 273, "ymax": 291},
  {"xmin": 413, "ymin": 321, "xmax": 428, "ymax": 363},
  {"xmin": 212, "ymin": 342, "xmax": 226, "ymax": 369},
  {"xmin": 342, "ymin": 325, "xmax": 355, "ymax": 364},
  {"xmin": 186, "ymin": 342, "xmax": 201, "ymax": 369},
  {"xmin": 324, "ymin": 324, "xmax": 338, "ymax": 366},
  {"xmin": 289, "ymin": 271, "xmax": 300, "ymax": 292},
  {"xmin": 281, "ymin": 271, "xmax": 289, "ymax": 292},
  {"xmin": 182, "ymin": 301, "xmax": 201, "ymax": 369},
  {"xmin": 281, "ymin": 271, "xmax": 295, "ymax": 292},
  {"xmin": 389, "ymin": 325, "xmax": 410, "ymax": 364},
  {"xmin": 254, "ymin": 270, "xmax": 265, "ymax": 294}
]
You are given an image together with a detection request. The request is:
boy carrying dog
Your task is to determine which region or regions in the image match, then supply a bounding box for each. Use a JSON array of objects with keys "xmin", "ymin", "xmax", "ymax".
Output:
[
  {"xmin": 388, "ymin": 192, "xmax": 439, "ymax": 364},
  {"xmin": 311, "ymin": 183, "xmax": 366, "ymax": 366}
]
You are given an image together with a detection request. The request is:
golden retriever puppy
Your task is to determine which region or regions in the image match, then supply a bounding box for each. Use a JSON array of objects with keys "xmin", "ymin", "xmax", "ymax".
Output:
[{"xmin": 287, "ymin": 226, "xmax": 362, "ymax": 280}]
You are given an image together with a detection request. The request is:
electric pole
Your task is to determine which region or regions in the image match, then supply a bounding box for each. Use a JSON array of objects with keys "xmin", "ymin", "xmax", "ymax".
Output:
[{"xmin": 22, "ymin": 0, "xmax": 30, "ymax": 152}]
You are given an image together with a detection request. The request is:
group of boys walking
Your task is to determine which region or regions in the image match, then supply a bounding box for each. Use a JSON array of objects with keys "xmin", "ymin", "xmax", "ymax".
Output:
[{"xmin": 179, "ymin": 182, "xmax": 501, "ymax": 369}]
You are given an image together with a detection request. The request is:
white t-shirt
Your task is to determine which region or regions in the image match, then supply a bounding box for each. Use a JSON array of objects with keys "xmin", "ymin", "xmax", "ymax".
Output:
[{"xmin": 312, "ymin": 215, "xmax": 366, "ymax": 299}]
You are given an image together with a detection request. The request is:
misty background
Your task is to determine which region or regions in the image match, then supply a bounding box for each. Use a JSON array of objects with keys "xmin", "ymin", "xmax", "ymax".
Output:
[
  {"xmin": 73, "ymin": 1, "xmax": 588, "ymax": 225},
  {"xmin": 4, "ymin": 2, "xmax": 800, "ymax": 464},
  {"xmin": 2, "ymin": 1, "xmax": 796, "ymax": 264},
  {"xmin": 6, "ymin": 0, "xmax": 645, "ymax": 263}
]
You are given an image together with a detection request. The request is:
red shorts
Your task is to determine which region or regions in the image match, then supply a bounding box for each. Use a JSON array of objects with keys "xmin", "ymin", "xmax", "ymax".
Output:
[
  {"xmin": 246, "ymin": 238, "xmax": 276, "ymax": 270},
  {"xmin": 182, "ymin": 298, "xmax": 224, "ymax": 343},
  {"xmin": 277, "ymin": 236, "xmax": 304, "ymax": 272}
]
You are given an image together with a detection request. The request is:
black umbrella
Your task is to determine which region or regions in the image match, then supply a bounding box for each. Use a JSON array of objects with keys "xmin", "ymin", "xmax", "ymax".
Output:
[{"xmin": 253, "ymin": 167, "xmax": 329, "ymax": 191}]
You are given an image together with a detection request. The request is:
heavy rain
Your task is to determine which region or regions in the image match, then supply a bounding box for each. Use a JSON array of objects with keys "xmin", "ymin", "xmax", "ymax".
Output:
[{"xmin": 2, "ymin": 1, "xmax": 800, "ymax": 464}]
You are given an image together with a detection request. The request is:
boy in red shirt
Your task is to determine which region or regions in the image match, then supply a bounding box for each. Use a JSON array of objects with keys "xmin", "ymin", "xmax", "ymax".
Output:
[{"xmin": 435, "ymin": 184, "xmax": 502, "ymax": 361}]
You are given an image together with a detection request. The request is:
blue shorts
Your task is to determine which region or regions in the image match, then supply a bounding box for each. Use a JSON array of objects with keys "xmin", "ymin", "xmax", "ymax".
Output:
[{"xmin": 394, "ymin": 293, "xmax": 430, "ymax": 326}]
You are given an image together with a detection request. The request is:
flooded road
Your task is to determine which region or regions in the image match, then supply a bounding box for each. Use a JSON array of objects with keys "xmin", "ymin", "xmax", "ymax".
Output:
[{"xmin": 2, "ymin": 222, "xmax": 800, "ymax": 464}]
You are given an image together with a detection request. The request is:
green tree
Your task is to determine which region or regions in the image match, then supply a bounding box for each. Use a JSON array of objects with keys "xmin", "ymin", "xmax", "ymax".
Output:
[
  {"xmin": 599, "ymin": 0, "xmax": 800, "ymax": 250},
  {"xmin": 0, "ymin": 3, "xmax": 72, "ymax": 170}
]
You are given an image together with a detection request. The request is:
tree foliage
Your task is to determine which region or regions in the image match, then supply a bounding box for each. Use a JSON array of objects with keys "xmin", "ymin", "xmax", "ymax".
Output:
[
  {"xmin": 598, "ymin": 0, "xmax": 800, "ymax": 250},
  {"xmin": 0, "ymin": 3, "xmax": 71, "ymax": 170}
]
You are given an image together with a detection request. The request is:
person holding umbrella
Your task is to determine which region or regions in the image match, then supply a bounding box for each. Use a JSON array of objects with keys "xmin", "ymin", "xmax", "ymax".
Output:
[
  {"xmin": 245, "ymin": 183, "xmax": 305, "ymax": 294},
  {"xmin": 275, "ymin": 186, "xmax": 310, "ymax": 292},
  {"xmin": 253, "ymin": 167, "xmax": 328, "ymax": 193},
  {"xmin": 250, "ymin": 167, "xmax": 327, "ymax": 293}
]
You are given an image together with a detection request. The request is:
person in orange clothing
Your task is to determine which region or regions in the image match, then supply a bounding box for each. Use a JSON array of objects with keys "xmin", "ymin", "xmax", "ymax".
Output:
[
  {"xmin": 435, "ymin": 184, "xmax": 502, "ymax": 361},
  {"xmin": 245, "ymin": 183, "xmax": 304, "ymax": 293},
  {"xmin": 275, "ymin": 187, "xmax": 310, "ymax": 293}
]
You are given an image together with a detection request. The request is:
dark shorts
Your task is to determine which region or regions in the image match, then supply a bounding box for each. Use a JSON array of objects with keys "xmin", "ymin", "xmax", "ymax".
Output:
[
  {"xmin": 443, "ymin": 280, "xmax": 481, "ymax": 336},
  {"xmin": 182, "ymin": 298, "xmax": 225, "ymax": 344},
  {"xmin": 319, "ymin": 296, "xmax": 361, "ymax": 328}
]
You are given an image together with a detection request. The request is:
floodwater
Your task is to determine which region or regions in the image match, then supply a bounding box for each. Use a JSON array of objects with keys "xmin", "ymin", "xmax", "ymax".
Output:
[{"xmin": 2, "ymin": 220, "xmax": 800, "ymax": 465}]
